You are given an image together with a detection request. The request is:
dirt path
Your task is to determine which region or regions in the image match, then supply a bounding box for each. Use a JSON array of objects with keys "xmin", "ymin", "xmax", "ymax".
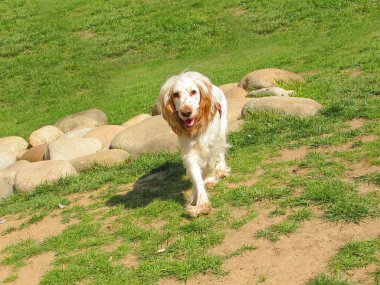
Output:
[{"xmin": 160, "ymin": 217, "xmax": 380, "ymax": 285}]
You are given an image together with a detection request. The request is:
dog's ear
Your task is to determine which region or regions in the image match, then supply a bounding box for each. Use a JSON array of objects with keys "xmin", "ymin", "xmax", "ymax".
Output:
[
  {"xmin": 159, "ymin": 83, "xmax": 183, "ymax": 135},
  {"xmin": 196, "ymin": 77, "xmax": 217, "ymax": 128}
]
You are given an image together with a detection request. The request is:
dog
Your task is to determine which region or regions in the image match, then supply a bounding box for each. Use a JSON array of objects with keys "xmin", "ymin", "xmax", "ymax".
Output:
[{"xmin": 159, "ymin": 71, "xmax": 230, "ymax": 217}]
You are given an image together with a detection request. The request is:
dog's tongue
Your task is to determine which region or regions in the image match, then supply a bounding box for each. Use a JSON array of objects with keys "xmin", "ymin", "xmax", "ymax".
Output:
[{"xmin": 184, "ymin": 118, "xmax": 195, "ymax": 128}]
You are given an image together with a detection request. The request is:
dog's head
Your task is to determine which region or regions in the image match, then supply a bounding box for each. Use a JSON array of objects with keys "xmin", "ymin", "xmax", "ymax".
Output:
[{"xmin": 159, "ymin": 71, "xmax": 217, "ymax": 136}]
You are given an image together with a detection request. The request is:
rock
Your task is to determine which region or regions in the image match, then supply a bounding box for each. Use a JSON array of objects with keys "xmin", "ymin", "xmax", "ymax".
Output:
[
  {"xmin": 151, "ymin": 100, "xmax": 161, "ymax": 116},
  {"xmin": 28, "ymin": 125, "xmax": 64, "ymax": 147},
  {"xmin": 228, "ymin": 120, "xmax": 244, "ymax": 134},
  {"xmin": 55, "ymin": 108, "xmax": 108, "ymax": 133},
  {"xmin": 0, "ymin": 171, "xmax": 16, "ymax": 186},
  {"xmin": 249, "ymin": 87, "xmax": 294, "ymax": 97},
  {"xmin": 46, "ymin": 138, "xmax": 102, "ymax": 160},
  {"xmin": 0, "ymin": 184, "xmax": 13, "ymax": 199},
  {"xmin": 238, "ymin": 68, "xmax": 304, "ymax": 90},
  {"xmin": 111, "ymin": 115, "xmax": 178, "ymax": 156},
  {"xmin": 0, "ymin": 152, "xmax": 16, "ymax": 171},
  {"xmin": 5, "ymin": 160, "xmax": 30, "ymax": 172},
  {"xmin": 0, "ymin": 136, "xmax": 28, "ymax": 155},
  {"xmin": 84, "ymin": 125, "xmax": 125, "ymax": 148},
  {"xmin": 227, "ymin": 98, "xmax": 252, "ymax": 122},
  {"xmin": 61, "ymin": 127, "xmax": 93, "ymax": 139},
  {"xmin": 219, "ymin": 82, "xmax": 238, "ymax": 93},
  {"xmin": 224, "ymin": 87, "xmax": 247, "ymax": 100},
  {"xmin": 14, "ymin": 160, "xmax": 77, "ymax": 193},
  {"xmin": 70, "ymin": 149, "xmax": 130, "ymax": 172},
  {"xmin": 19, "ymin": 144, "xmax": 47, "ymax": 162},
  {"xmin": 122, "ymin": 114, "xmax": 151, "ymax": 128},
  {"xmin": 241, "ymin": 96, "xmax": 322, "ymax": 118}
]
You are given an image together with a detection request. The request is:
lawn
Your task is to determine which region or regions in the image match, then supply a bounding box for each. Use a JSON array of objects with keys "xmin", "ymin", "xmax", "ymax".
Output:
[{"xmin": 0, "ymin": 0, "xmax": 379, "ymax": 284}]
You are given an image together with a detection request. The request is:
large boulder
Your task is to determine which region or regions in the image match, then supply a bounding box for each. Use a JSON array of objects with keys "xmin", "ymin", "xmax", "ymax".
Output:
[
  {"xmin": 122, "ymin": 114, "xmax": 151, "ymax": 128},
  {"xmin": 84, "ymin": 125, "xmax": 125, "ymax": 148},
  {"xmin": 0, "ymin": 184, "xmax": 13, "ymax": 200},
  {"xmin": 5, "ymin": 160, "xmax": 30, "ymax": 172},
  {"xmin": 0, "ymin": 171, "xmax": 16, "ymax": 186},
  {"xmin": 242, "ymin": 96, "xmax": 322, "ymax": 118},
  {"xmin": 0, "ymin": 136, "xmax": 28, "ymax": 156},
  {"xmin": 238, "ymin": 68, "xmax": 304, "ymax": 90},
  {"xmin": 224, "ymin": 87, "xmax": 247, "ymax": 100},
  {"xmin": 14, "ymin": 160, "xmax": 77, "ymax": 193},
  {"xmin": 28, "ymin": 125, "xmax": 64, "ymax": 147},
  {"xmin": 111, "ymin": 115, "xmax": 178, "ymax": 156},
  {"xmin": 0, "ymin": 152, "xmax": 16, "ymax": 171},
  {"xmin": 249, "ymin": 87, "xmax": 294, "ymax": 97},
  {"xmin": 227, "ymin": 98, "xmax": 252, "ymax": 122},
  {"xmin": 70, "ymin": 149, "xmax": 130, "ymax": 172},
  {"xmin": 19, "ymin": 144, "xmax": 47, "ymax": 162},
  {"xmin": 55, "ymin": 108, "xmax": 108, "ymax": 133},
  {"xmin": 46, "ymin": 138, "xmax": 102, "ymax": 160},
  {"xmin": 61, "ymin": 127, "xmax": 93, "ymax": 139},
  {"xmin": 219, "ymin": 82, "xmax": 238, "ymax": 94}
]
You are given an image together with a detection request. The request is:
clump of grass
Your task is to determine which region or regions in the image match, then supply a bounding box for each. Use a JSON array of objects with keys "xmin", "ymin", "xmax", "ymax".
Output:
[
  {"xmin": 256, "ymin": 208, "xmax": 313, "ymax": 241},
  {"xmin": 330, "ymin": 239, "xmax": 380, "ymax": 275}
]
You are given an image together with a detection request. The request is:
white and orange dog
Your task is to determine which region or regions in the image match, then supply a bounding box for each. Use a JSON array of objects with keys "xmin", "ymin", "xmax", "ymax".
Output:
[{"xmin": 159, "ymin": 71, "xmax": 229, "ymax": 217}]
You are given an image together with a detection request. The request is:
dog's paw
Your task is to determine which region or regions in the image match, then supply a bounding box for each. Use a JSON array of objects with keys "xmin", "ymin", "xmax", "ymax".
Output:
[
  {"xmin": 204, "ymin": 177, "xmax": 218, "ymax": 189},
  {"xmin": 186, "ymin": 202, "xmax": 212, "ymax": 217},
  {"xmin": 216, "ymin": 167, "xmax": 230, "ymax": 179}
]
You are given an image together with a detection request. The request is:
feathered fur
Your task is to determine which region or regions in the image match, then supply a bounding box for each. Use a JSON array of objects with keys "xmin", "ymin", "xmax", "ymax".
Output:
[{"xmin": 159, "ymin": 71, "xmax": 230, "ymax": 217}]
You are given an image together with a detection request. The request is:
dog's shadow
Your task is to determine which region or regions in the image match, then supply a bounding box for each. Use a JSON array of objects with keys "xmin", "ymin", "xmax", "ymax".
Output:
[{"xmin": 106, "ymin": 162, "xmax": 191, "ymax": 209}]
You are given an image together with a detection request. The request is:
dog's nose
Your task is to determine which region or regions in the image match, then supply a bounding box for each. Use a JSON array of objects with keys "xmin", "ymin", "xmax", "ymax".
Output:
[{"xmin": 181, "ymin": 110, "xmax": 192, "ymax": 118}]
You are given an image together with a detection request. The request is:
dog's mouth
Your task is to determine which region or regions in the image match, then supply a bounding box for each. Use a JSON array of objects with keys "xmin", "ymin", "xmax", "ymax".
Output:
[{"xmin": 183, "ymin": 118, "xmax": 195, "ymax": 128}]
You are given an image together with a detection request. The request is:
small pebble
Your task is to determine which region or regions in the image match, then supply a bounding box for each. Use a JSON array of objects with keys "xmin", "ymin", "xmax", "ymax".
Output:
[
  {"xmin": 156, "ymin": 248, "xmax": 166, "ymax": 254},
  {"xmin": 58, "ymin": 203, "xmax": 66, "ymax": 209}
]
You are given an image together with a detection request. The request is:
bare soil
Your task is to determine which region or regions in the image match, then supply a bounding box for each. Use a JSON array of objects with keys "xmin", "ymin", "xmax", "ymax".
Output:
[{"xmin": 160, "ymin": 217, "xmax": 380, "ymax": 285}]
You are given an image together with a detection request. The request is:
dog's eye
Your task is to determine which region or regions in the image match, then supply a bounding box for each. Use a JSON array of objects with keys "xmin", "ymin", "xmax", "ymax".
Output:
[
  {"xmin": 190, "ymin": 90, "xmax": 197, "ymax": 96},
  {"xmin": 173, "ymin": 92, "xmax": 179, "ymax": 98}
]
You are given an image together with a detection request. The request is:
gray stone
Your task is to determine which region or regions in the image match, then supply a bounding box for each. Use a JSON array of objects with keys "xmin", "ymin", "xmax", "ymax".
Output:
[
  {"xmin": 55, "ymin": 108, "xmax": 108, "ymax": 133},
  {"xmin": 46, "ymin": 138, "xmax": 102, "ymax": 160},
  {"xmin": 111, "ymin": 115, "xmax": 178, "ymax": 156},
  {"xmin": 0, "ymin": 152, "xmax": 16, "ymax": 171},
  {"xmin": 28, "ymin": 125, "xmax": 64, "ymax": 147},
  {"xmin": 242, "ymin": 96, "xmax": 322, "ymax": 118},
  {"xmin": 84, "ymin": 125, "xmax": 125, "ymax": 147},
  {"xmin": 122, "ymin": 114, "xmax": 151, "ymax": 128},
  {"xmin": 14, "ymin": 160, "xmax": 77, "ymax": 193},
  {"xmin": 249, "ymin": 87, "xmax": 294, "ymax": 97},
  {"xmin": 70, "ymin": 149, "xmax": 130, "ymax": 172},
  {"xmin": 0, "ymin": 184, "xmax": 13, "ymax": 199},
  {"xmin": 0, "ymin": 136, "xmax": 28, "ymax": 155},
  {"xmin": 238, "ymin": 68, "xmax": 304, "ymax": 90}
]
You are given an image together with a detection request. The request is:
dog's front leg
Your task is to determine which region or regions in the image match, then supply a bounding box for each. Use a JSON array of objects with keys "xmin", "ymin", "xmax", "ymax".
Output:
[{"xmin": 183, "ymin": 157, "xmax": 212, "ymax": 217}]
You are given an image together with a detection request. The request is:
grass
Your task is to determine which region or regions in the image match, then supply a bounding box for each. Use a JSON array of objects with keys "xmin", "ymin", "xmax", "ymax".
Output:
[
  {"xmin": 310, "ymin": 238, "xmax": 380, "ymax": 284},
  {"xmin": 0, "ymin": 0, "xmax": 379, "ymax": 284},
  {"xmin": 256, "ymin": 208, "xmax": 313, "ymax": 241}
]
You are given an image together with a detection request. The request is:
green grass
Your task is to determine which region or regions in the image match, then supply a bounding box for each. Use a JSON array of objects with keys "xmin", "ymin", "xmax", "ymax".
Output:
[
  {"xmin": 310, "ymin": 238, "xmax": 380, "ymax": 284},
  {"xmin": 256, "ymin": 208, "xmax": 313, "ymax": 241},
  {"xmin": 0, "ymin": 0, "xmax": 380, "ymax": 284}
]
